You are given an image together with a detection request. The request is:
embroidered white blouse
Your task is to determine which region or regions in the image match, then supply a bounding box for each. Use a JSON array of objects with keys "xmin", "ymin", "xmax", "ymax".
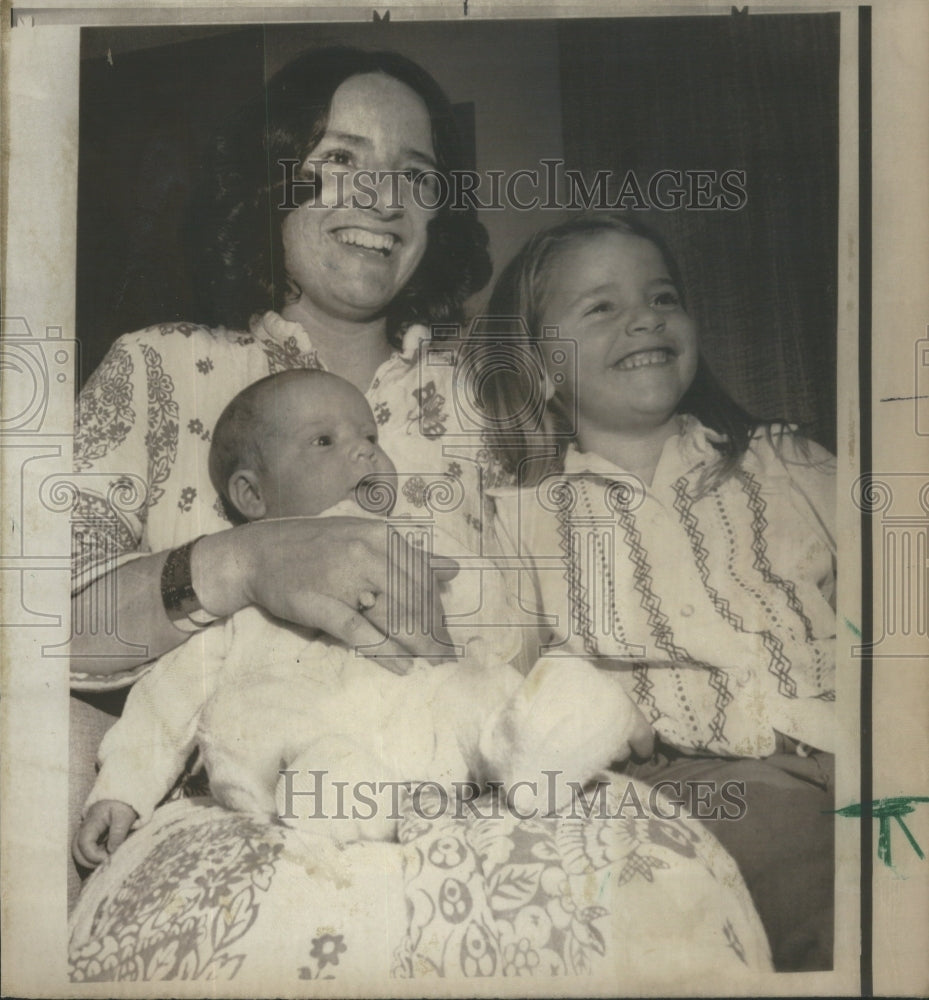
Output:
[
  {"xmin": 490, "ymin": 418, "xmax": 837, "ymax": 758},
  {"xmin": 71, "ymin": 313, "xmax": 508, "ymax": 687}
]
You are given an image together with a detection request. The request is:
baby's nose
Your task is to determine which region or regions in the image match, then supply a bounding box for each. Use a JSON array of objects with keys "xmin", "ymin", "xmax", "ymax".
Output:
[{"xmin": 350, "ymin": 437, "xmax": 376, "ymax": 462}]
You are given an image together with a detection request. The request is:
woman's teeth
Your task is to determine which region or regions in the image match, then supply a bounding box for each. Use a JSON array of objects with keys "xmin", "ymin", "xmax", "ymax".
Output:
[
  {"xmin": 613, "ymin": 348, "xmax": 672, "ymax": 371},
  {"xmin": 335, "ymin": 228, "xmax": 395, "ymax": 254}
]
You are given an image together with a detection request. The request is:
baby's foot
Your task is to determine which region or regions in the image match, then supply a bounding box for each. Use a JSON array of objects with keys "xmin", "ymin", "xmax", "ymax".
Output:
[{"xmin": 480, "ymin": 656, "xmax": 649, "ymax": 815}]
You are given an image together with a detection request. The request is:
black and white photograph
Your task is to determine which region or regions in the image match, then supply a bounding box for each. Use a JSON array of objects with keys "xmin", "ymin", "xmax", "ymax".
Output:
[{"xmin": 1, "ymin": 2, "xmax": 927, "ymax": 996}]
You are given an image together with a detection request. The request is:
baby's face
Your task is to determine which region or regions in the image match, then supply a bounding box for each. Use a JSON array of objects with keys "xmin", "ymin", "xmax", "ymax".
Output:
[{"xmin": 258, "ymin": 376, "xmax": 395, "ymax": 518}]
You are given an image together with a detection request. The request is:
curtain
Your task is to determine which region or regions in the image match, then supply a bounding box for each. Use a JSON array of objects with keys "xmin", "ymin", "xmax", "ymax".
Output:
[{"xmin": 557, "ymin": 13, "xmax": 840, "ymax": 451}]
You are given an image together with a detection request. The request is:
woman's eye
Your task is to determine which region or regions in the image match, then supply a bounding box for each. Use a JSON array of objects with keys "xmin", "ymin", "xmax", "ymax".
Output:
[
  {"xmin": 311, "ymin": 435, "xmax": 332, "ymax": 447},
  {"xmin": 320, "ymin": 149, "xmax": 354, "ymax": 168},
  {"xmin": 398, "ymin": 167, "xmax": 438, "ymax": 198}
]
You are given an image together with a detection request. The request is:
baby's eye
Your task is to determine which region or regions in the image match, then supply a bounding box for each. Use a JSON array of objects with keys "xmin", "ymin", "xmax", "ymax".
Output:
[
  {"xmin": 311, "ymin": 434, "xmax": 333, "ymax": 447},
  {"xmin": 584, "ymin": 301, "xmax": 613, "ymax": 317},
  {"xmin": 366, "ymin": 434, "xmax": 379, "ymax": 445}
]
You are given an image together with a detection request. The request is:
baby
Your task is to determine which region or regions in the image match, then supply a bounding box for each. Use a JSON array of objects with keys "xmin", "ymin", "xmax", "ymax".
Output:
[{"xmin": 74, "ymin": 369, "xmax": 648, "ymax": 866}]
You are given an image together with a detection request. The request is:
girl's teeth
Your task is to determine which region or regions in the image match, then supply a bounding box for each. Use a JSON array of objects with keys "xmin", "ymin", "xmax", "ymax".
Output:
[
  {"xmin": 615, "ymin": 349, "xmax": 671, "ymax": 371},
  {"xmin": 335, "ymin": 228, "xmax": 395, "ymax": 253}
]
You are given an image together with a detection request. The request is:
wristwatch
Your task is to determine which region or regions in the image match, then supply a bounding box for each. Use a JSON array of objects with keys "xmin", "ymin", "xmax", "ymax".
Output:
[{"xmin": 161, "ymin": 536, "xmax": 221, "ymax": 632}]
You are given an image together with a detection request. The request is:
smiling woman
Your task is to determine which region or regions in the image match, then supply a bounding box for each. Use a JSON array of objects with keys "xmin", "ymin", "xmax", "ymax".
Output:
[
  {"xmin": 67, "ymin": 47, "xmax": 495, "ymax": 920},
  {"xmin": 70, "ymin": 45, "xmax": 492, "ymax": 679}
]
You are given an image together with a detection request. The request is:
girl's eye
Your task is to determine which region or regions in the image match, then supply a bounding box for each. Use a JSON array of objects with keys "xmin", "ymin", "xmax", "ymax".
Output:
[
  {"xmin": 311, "ymin": 435, "xmax": 332, "ymax": 447},
  {"xmin": 653, "ymin": 290, "xmax": 681, "ymax": 308}
]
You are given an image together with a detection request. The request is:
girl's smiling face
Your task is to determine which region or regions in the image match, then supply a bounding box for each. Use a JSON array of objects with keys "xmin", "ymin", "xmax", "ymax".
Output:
[{"xmin": 540, "ymin": 230, "xmax": 698, "ymax": 440}]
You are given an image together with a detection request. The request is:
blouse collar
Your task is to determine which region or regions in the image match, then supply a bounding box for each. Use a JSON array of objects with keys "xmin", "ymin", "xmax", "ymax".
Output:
[
  {"xmin": 563, "ymin": 415, "xmax": 728, "ymax": 486},
  {"xmin": 254, "ymin": 311, "xmax": 429, "ymax": 363}
]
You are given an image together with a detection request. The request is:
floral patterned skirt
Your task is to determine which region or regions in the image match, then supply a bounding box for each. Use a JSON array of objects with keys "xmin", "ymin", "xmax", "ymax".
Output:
[{"xmin": 69, "ymin": 780, "xmax": 772, "ymax": 989}]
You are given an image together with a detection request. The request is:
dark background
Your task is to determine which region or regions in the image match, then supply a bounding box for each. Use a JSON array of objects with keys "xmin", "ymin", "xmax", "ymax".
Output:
[{"xmin": 77, "ymin": 13, "xmax": 839, "ymax": 451}]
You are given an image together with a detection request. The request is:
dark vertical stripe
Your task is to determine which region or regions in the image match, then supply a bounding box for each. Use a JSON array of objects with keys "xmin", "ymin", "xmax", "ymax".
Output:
[{"xmin": 858, "ymin": 6, "xmax": 873, "ymax": 995}]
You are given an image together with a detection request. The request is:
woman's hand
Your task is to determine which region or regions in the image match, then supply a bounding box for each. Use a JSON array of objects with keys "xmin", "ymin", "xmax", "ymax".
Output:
[
  {"xmin": 195, "ymin": 516, "xmax": 458, "ymax": 669},
  {"xmin": 69, "ymin": 516, "xmax": 457, "ymax": 677}
]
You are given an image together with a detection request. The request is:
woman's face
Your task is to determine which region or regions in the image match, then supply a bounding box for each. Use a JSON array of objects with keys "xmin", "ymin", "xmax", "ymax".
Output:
[{"xmin": 281, "ymin": 72, "xmax": 438, "ymax": 324}]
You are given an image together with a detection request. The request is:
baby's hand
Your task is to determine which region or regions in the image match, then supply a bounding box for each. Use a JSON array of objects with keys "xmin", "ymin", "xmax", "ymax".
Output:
[{"xmin": 73, "ymin": 800, "xmax": 139, "ymax": 868}]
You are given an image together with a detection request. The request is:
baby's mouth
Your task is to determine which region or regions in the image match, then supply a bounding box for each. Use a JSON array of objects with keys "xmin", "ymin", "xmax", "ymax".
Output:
[
  {"xmin": 334, "ymin": 227, "xmax": 397, "ymax": 256},
  {"xmin": 611, "ymin": 348, "xmax": 675, "ymax": 371}
]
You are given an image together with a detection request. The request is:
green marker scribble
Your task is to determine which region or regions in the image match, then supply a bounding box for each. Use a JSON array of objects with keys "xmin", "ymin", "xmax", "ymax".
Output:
[
  {"xmin": 833, "ymin": 796, "xmax": 929, "ymax": 868},
  {"xmin": 843, "ymin": 618, "xmax": 861, "ymax": 638}
]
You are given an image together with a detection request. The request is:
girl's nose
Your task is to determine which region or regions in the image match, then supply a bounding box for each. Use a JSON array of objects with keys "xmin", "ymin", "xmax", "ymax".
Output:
[{"xmin": 625, "ymin": 304, "xmax": 665, "ymax": 336}]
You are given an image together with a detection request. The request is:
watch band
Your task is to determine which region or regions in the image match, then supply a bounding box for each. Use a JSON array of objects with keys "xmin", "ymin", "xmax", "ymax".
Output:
[{"xmin": 161, "ymin": 536, "xmax": 221, "ymax": 632}]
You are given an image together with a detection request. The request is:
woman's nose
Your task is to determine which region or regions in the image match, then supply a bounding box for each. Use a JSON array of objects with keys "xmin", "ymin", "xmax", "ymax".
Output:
[
  {"xmin": 625, "ymin": 304, "xmax": 665, "ymax": 336},
  {"xmin": 368, "ymin": 170, "xmax": 406, "ymax": 218}
]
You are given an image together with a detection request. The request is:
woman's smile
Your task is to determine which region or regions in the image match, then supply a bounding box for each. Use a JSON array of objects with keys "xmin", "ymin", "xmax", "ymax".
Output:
[{"xmin": 332, "ymin": 227, "xmax": 398, "ymax": 256}]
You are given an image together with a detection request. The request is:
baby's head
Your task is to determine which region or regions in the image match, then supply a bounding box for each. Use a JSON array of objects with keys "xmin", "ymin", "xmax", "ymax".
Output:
[{"xmin": 209, "ymin": 369, "xmax": 395, "ymax": 523}]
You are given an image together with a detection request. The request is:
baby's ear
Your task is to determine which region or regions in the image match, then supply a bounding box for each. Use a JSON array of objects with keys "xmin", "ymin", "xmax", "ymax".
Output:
[{"xmin": 227, "ymin": 469, "xmax": 266, "ymax": 522}]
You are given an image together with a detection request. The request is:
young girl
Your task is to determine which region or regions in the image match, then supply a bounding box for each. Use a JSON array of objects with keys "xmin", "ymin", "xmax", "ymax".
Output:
[{"xmin": 472, "ymin": 214, "xmax": 837, "ymax": 971}]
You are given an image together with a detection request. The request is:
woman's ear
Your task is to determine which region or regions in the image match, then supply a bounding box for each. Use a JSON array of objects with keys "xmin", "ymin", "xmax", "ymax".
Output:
[{"xmin": 227, "ymin": 469, "xmax": 267, "ymax": 522}]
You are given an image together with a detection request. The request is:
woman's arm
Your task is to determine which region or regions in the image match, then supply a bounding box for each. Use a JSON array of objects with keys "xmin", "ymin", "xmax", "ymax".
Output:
[{"xmin": 71, "ymin": 516, "xmax": 457, "ymax": 676}]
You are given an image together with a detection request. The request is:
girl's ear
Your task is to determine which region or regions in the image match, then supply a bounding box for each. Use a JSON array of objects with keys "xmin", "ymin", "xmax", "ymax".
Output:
[
  {"xmin": 542, "ymin": 367, "xmax": 557, "ymax": 402},
  {"xmin": 227, "ymin": 469, "xmax": 267, "ymax": 522}
]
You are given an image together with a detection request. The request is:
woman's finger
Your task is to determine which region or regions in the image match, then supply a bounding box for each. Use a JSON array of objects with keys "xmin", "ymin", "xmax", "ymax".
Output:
[
  {"xmin": 358, "ymin": 550, "xmax": 459, "ymax": 656},
  {"xmin": 304, "ymin": 594, "xmax": 415, "ymax": 672}
]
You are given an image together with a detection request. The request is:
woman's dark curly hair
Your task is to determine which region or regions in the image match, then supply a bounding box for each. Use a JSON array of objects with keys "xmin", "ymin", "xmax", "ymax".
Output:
[
  {"xmin": 188, "ymin": 46, "xmax": 492, "ymax": 344},
  {"xmin": 468, "ymin": 213, "xmax": 767, "ymax": 491}
]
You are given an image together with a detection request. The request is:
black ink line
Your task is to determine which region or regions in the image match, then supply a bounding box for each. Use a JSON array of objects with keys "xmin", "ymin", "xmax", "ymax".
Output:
[
  {"xmin": 879, "ymin": 394, "xmax": 928, "ymax": 402},
  {"xmin": 859, "ymin": 6, "xmax": 873, "ymax": 996}
]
